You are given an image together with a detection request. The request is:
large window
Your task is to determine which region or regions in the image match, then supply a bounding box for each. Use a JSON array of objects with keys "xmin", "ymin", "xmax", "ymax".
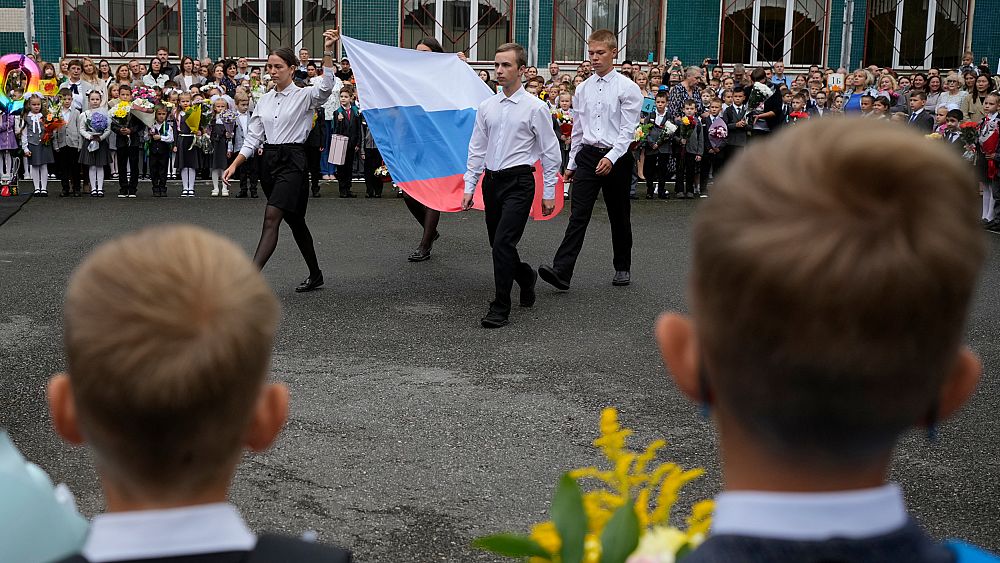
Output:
[
  {"xmin": 401, "ymin": 0, "xmax": 511, "ymax": 60},
  {"xmin": 63, "ymin": 0, "xmax": 180, "ymax": 56},
  {"xmin": 552, "ymin": 0, "xmax": 662, "ymax": 63},
  {"xmin": 720, "ymin": 0, "xmax": 826, "ymax": 66},
  {"xmin": 864, "ymin": 0, "xmax": 968, "ymax": 69},
  {"xmin": 224, "ymin": 0, "xmax": 338, "ymax": 58}
]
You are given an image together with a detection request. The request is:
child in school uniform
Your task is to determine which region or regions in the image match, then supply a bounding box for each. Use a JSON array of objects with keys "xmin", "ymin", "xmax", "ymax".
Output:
[
  {"xmin": 21, "ymin": 94, "xmax": 55, "ymax": 197},
  {"xmin": 232, "ymin": 93, "xmax": 258, "ymax": 198},
  {"xmin": 53, "ymin": 88, "xmax": 83, "ymax": 197},
  {"xmin": 48, "ymin": 225, "xmax": 352, "ymax": 563},
  {"xmin": 79, "ymin": 90, "xmax": 112, "ymax": 197},
  {"xmin": 175, "ymin": 93, "xmax": 201, "ymax": 197},
  {"xmin": 644, "ymin": 90, "xmax": 672, "ymax": 199},
  {"xmin": 333, "ymin": 85, "xmax": 362, "ymax": 198},
  {"xmin": 699, "ymin": 98, "xmax": 725, "ymax": 196},
  {"xmin": 979, "ymin": 93, "xmax": 1000, "ymax": 231},
  {"xmin": 146, "ymin": 104, "xmax": 174, "ymax": 197},
  {"xmin": 208, "ymin": 97, "xmax": 233, "ymax": 197},
  {"xmin": 674, "ymin": 99, "xmax": 704, "ymax": 199},
  {"xmin": 110, "ymin": 85, "xmax": 147, "ymax": 198},
  {"xmin": 0, "ymin": 102, "xmax": 22, "ymax": 195},
  {"xmin": 658, "ymin": 118, "xmax": 996, "ymax": 563}
]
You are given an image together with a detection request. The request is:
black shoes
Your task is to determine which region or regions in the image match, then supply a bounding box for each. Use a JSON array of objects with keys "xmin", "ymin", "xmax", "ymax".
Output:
[
  {"xmin": 408, "ymin": 248, "xmax": 431, "ymax": 262},
  {"xmin": 250, "ymin": 191, "xmax": 259, "ymax": 198},
  {"xmin": 984, "ymin": 220, "xmax": 1000, "ymax": 233},
  {"xmin": 612, "ymin": 271, "xmax": 631, "ymax": 286},
  {"xmin": 295, "ymin": 272, "xmax": 324, "ymax": 292},
  {"xmin": 519, "ymin": 267, "xmax": 537, "ymax": 307},
  {"xmin": 312, "ymin": 189, "xmax": 321, "ymax": 198},
  {"xmin": 339, "ymin": 192, "xmax": 356, "ymax": 198},
  {"xmin": 480, "ymin": 310, "xmax": 509, "ymax": 329},
  {"xmin": 235, "ymin": 190, "xmax": 247, "ymax": 198},
  {"xmin": 538, "ymin": 265, "xmax": 570, "ymax": 291}
]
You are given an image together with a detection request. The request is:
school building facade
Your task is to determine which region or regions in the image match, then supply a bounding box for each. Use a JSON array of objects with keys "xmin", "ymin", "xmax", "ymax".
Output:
[{"xmin": 1, "ymin": 0, "xmax": 999, "ymax": 72}]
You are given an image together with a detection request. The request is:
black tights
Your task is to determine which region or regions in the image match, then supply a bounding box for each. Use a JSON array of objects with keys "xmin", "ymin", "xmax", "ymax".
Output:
[
  {"xmin": 253, "ymin": 204, "xmax": 321, "ymax": 276},
  {"xmin": 403, "ymin": 192, "xmax": 440, "ymax": 250}
]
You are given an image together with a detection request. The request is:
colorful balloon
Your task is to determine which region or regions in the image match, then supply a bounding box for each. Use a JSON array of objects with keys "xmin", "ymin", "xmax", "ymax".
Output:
[{"xmin": 0, "ymin": 54, "xmax": 40, "ymax": 113}]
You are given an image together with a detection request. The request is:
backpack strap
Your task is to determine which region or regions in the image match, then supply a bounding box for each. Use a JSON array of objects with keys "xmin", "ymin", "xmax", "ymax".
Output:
[
  {"xmin": 247, "ymin": 534, "xmax": 352, "ymax": 563},
  {"xmin": 947, "ymin": 540, "xmax": 1000, "ymax": 562}
]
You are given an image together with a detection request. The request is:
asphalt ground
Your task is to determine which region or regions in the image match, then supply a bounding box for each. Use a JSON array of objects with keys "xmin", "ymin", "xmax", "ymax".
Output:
[{"xmin": 1, "ymin": 180, "xmax": 998, "ymax": 561}]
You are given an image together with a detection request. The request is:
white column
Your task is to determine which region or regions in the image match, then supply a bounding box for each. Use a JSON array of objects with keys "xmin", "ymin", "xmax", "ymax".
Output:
[
  {"xmin": 258, "ymin": 0, "xmax": 267, "ymax": 58},
  {"xmin": 529, "ymin": 0, "xmax": 540, "ymax": 65},
  {"xmin": 294, "ymin": 0, "xmax": 303, "ymax": 50},
  {"xmin": 137, "ymin": 0, "xmax": 147, "ymax": 55},
  {"xmin": 584, "ymin": 0, "xmax": 593, "ymax": 60},
  {"xmin": 616, "ymin": 0, "xmax": 627, "ymax": 63},
  {"xmin": 782, "ymin": 0, "xmax": 793, "ymax": 64},
  {"xmin": 100, "ymin": 0, "xmax": 110, "ymax": 55},
  {"xmin": 750, "ymin": 0, "xmax": 761, "ymax": 65},
  {"xmin": 435, "ymin": 0, "xmax": 443, "ymax": 42},
  {"xmin": 924, "ymin": 0, "xmax": 937, "ymax": 68},
  {"xmin": 470, "ymin": 0, "xmax": 479, "ymax": 60},
  {"xmin": 891, "ymin": 0, "xmax": 904, "ymax": 68}
]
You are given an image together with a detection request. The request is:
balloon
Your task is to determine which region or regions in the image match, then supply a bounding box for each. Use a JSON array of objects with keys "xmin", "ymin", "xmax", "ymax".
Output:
[{"xmin": 0, "ymin": 54, "xmax": 40, "ymax": 113}]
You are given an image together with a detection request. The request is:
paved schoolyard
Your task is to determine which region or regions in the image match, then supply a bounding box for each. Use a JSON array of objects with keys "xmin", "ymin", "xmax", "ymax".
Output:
[{"xmin": 1, "ymin": 181, "xmax": 998, "ymax": 561}]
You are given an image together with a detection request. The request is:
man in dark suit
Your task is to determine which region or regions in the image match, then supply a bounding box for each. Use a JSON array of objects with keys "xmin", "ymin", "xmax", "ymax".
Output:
[
  {"xmin": 721, "ymin": 88, "xmax": 749, "ymax": 170},
  {"xmin": 656, "ymin": 119, "xmax": 992, "ymax": 562},
  {"xmin": 907, "ymin": 91, "xmax": 935, "ymax": 133},
  {"xmin": 333, "ymin": 85, "xmax": 362, "ymax": 198}
]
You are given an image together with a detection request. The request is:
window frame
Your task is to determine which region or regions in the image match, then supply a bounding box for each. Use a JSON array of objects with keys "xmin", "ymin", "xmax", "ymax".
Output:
[
  {"xmin": 862, "ymin": 0, "xmax": 971, "ymax": 70},
  {"xmin": 399, "ymin": 0, "xmax": 514, "ymax": 61},
  {"xmin": 719, "ymin": 0, "xmax": 830, "ymax": 67},
  {"xmin": 551, "ymin": 0, "xmax": 663, "ymax": 64},
  {"xmin": 224, "ymin": 0, "xmax": 340, "ymax": 60},
  {"xmin": 62, "ymin": 0, "xmax": 181, "ymax": 57}
]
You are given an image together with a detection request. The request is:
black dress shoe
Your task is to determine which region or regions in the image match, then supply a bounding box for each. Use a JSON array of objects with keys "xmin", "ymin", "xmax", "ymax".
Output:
[
  {"xmin": 408, "ymin": 248, "xmax": 431, "ymax": 262},
  {"xmin": 519, "ymin": 267, "xmax": 538, "ymax": 307},
  {"xmin": 985, "ymin": 221, "xmax": 1000, "ymax": 233},
  {"xmin": 59, "ymin": 191, "xmax": 70, "ymax": 198},
  {"xmin": 235, "ymin": 191, "xmax": 247, "ymax": 198},
  {"xmin": 480, "ymin": 310, "xmax": 509, "ymax": 329},
  {"xmin": 295, "ymin": 272, "xmax": 324, "ymax": 292},
  {"xmin": 612, "ymin": 271, "xmax": 631, "ymax": 286},
  {"xmin": 538, "ymin": 265, "xmax": 570, "ymax": 291},
  {"xmin": 312, "ymin": 190, "xmax": 321, "ymax": 198},
  {"xmin": 250, "ymin": 192, "xmax": 259, "ymax": 198}
]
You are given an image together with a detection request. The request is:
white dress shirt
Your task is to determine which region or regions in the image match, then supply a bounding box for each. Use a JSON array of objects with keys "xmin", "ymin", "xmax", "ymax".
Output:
[
  {"xmin": 60, "ymin": 79, "xmax": 93, "ymax": 111},
  {"xmin": 81, "ymin": 503, "xmax": 256, "ymax": 562},
  {"xmin": 711, "ymin": 483, "xmax": 909, "ymax": 541},
  {"xmin": 464, "ymin": 85, "xmax": 562, "ymax": 199},
  {"xmin": 567, "ymin": 69, "xmax": 642, "ymax": 170},
  {"xmin": 239, "ymin": 67, "xmax": 335, "ymax": 159}
]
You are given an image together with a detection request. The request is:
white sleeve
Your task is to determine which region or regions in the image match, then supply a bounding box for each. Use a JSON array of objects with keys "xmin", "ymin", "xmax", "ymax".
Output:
[
  {"xmin": 239, "ymin": 109, "xmax": 265, "ymax": 159},
  {"xmin": 606, "ymin": 82, "xmax": 643, "ymax": 165},
  {"xmin": 567, "ymin": 86, "xmax": 585, "ymax": 170},
  {"xmin": 463, "ymin": 101, "xmax": 490, "ymax": 194},
  {"xmin": 532, "ymin": 105, "xmax": 562, "ymax": 200}
]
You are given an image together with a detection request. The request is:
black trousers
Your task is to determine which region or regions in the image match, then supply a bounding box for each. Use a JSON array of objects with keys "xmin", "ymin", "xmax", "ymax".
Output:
[
  {"xmin": 55, "ymin": 147, "xmax": 81, "ymax": 193},
  {"xmin": 700, "ymin": 150, "xmax": 721, "ymax": 193},
  {"xmin": 484, "ymin": 167, "xmax": 535, "ymax": 316},
  {"xmin": 363, "ymin": 148, "xmax": 383, "ymax": 196},
  {"xmin": 149, "ymin": 152, "xmax": 169, "ymax": 194},
  {"xmin": 239, "ymin": 156, "xmax": 259, "ymax": 195},
  {"xmin": 306, "ymin": 146, "xmax": 322, "ymax": 194},
  {"xmin": 117, "ymin": 145, "xmax": 142, "ymax": 195},
  {"xmin": 675, "ymin": 150, "xmax": 699, "ymax": 195},
  {"xmin": 643, "ymin": 152, "xmax": 670, "ymax": 196},
  {"xmin": 335, "ymin": 146, "xmax": 357, "ymax": 195},
  {"xmin": 553, "ymin": 146, "xmax": 633, "ymax": 280},
  {"xmin": 719, "ymin": 144, "xmax": 743, "ymax": 174}
]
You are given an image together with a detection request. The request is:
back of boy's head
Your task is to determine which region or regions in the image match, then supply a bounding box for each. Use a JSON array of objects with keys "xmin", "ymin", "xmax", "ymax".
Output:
[
  {"xmin": 63, "ymin": 225, "xmax": 280, "ymax": 494},
  {"xmin": 693, "ymin": 118, "xmax": 983, "ymax": 465}
]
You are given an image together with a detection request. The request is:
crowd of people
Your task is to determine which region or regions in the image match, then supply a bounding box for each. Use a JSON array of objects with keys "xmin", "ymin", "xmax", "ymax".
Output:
[{"xmin": 3, "ymin": 47, "xmax": 1000, "ymax": 231}]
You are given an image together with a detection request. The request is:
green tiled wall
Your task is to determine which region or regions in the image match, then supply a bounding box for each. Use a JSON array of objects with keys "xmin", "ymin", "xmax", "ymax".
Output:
[
  {"xmin": 33, "ymin": 0, "xmax": 61, "ymax": 62},
  {"xmin": 515, "ymin": 0, "xmax": 529, "ymax": 47},
  {"xmin": 972, "ymin": 0, "xmax": 1000, "ymax": 66},
  {"xmin": 181, "ymin": 0, "xmax": 199, "ymax": 57},
  {"xmin": 0, "ymin": 32, "xmax": 23, "ymax": 56},
  {"xmin": 848, "ymin": 0, "xmax": 866, "ymax": 70},
  {"xmin": 536, "ymin": 0, "xmax": 552, "ymax": 66},
  {"xmin": 665, "ymin": 0, "xmax": 720, "ymax": 65},
  {"xmin": 207, "ymin": 0, "xmax": 222, "ymax": 59},
  {"xmin": 343, "ymin": 0, "xmax": 398, "ymax": 45}
]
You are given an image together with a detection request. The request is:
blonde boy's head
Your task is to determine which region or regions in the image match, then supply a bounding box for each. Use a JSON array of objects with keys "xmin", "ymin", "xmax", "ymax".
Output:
[
  {"xmin": 58, "ymin": 225, "xmax": 280, "ymax": 496},
  {"xmin": 674, "ymin": 119, "xmax": 983, "ymax": 466}
]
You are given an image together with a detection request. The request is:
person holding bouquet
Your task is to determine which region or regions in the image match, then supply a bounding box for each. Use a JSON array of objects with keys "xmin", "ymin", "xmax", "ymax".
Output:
[
  {"xmin": 700, "ymin": 98, "xmax": 726, "ymax": 196},
  {"xmin": 0, "ymin": 106, "xmax": 21, "ymax": 196},
  {"xmin": 232, "ymin": 93, "xmax": 258, "ymax": 198},
  {"xmin": 209, "ymin": 97, "xmax": 234, "ymax": 197},
  {"xmin": 21, "ymin": 94, "xmax": 56, "ymax": 197},
  {"xmin": 175, "ymin": 92, "xmax": 202, "ymax": 197},
  {"xmin": 978, "ymin": 93, "xmax": 1000, "ymax": 231},
  {"xmin": 110, "ymin": 85, "xmax": 146, "ymax": 197},
  {"xmin": 78, "ymin": 91, "xmax": 111, "ymax": 197},
  {"xmin": 552, "ymin": 93, "xmax": 573, "ymax": 197},
  {"xmin": 643, "ymin": 90, "xmax": 674, "ymax": 199},
  {"xmin": 53, "ymin": 88, "xmax": 83, "ymax": 197},
  {"xmin": 147, "ymin": 104, "xmax": 174, "ymax": 197},
  {"xmin": 673, "ymin": 100, "xmax": 704, "ymax": 199}
]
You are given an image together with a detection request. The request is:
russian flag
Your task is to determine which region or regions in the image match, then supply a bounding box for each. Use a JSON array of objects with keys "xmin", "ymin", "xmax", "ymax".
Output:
[{"xmin": 341, "ymin": 36, "xmax": 563, "ymax": 219}]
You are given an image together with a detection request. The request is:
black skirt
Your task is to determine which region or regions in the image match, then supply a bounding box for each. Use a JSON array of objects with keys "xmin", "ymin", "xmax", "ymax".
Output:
[{"xmin": 260, "ymin": 144, "xmax": 309, "ymax": 216}]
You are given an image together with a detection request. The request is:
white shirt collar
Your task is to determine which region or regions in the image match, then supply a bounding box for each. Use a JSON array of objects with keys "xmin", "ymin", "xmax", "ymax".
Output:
[
  {"xmin": 501, "ymin": 86, "xmax": 527, "ymax": 104},
  {"xmin": 274, "ymin": 82, "xmax": 300, "ymax": 97},
  {"xmin": 711, "ymin": 483, "xmax": 908, "ymax": 541},
  {"xmin": 82, "ymin": 503, "xmax": 256, "ymax": 562},
  {"xmin": 596, "ymin": 69, "xmax": 618, "ymax": 82}
]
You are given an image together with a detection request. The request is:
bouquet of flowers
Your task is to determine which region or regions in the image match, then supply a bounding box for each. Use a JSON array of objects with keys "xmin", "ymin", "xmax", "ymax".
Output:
[
  {"xmin": 787, "ymin": 111, "xmax": 809, "ymax": 125},
  {"xmin": 925, "ymin": 132, "xmax": 944, "ymax": 141},
  {"xmin": 676, "ymin": 116, "xmax": 698, "ymax": 144},
  {"xmin": 131, "ymin": 98, "xmax": 157, "ymax": 128},
  {"xmin": 132, "ymin": 86, "xmax": 160, "ymax": 104},
  {"xmin": 374, "ymin": 165, "xmax": 392, "ymax": 183},
  {"xmin": 554, "ymin": 109, "xmax": 573, "ymax": 139},
  {"xmin": 708, "ymin": 117, "xmax": 728, "ymax": 149},
  {"xmin": 40, "ymin": 99, "xmax": 65, "ymax": 145},
  {"xmin": 220, "ymin": 109, "xmax": 239, "ymax": 139},
  {"xmin": 959, "ymin": 121, "xmax": 980, "ymax": 163},
  {"xmin": 631, "ymin": 123, "xmax": 654, "ymax": 151},
  {"xmin": 85, "ymin": 111, "xmax": 108, "ymax": 152},
  {"xmin": 110, "ymin": 100, "xmax": 132, "ymax": 136},
  {"xmin": 475, "ymin": 408, "xmax": 713, "ymax": 563},
  {"xmin": 746, "ymin": 82, "xmax": 773, "ymax": 112}
]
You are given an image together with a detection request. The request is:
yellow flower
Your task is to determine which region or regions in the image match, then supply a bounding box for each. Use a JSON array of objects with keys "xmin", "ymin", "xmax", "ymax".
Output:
[
  {"xmin": 627, "ymin": 526, "xmax": 687, "ymax": 563},
  {"xmin": 529, "ymin": 521, "xmax": 560, "ymax": 558},
  {"xmin": 584, "ymin": 533, "xmax": 602, "ymax": 563}
]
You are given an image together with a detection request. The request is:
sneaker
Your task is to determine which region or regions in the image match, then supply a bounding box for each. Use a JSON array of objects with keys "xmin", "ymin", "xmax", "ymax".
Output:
[
  {"xmin": 210, "ymin": 187, "xmax": 219, "ymax": 197},
  {"xmin": 117, "ymin": 193, "xmax": 127, "ymax": 198},
  {"xmin": 221, "ymin": 188, "xmax": 229, "ymax": 197},
  {"xmin": 128, "ymin": 194, "xmax": 137, "ymax": 198}
]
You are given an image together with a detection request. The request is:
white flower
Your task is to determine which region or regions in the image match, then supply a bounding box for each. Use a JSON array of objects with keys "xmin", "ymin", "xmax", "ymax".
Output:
[
  {"xmin": 662, "ymin": 121, "xmax": 678, "ymax": 135},
  {"xmin": 753, "ymin": 82, "xmax": 774, "ymax": 98},
  {"xmin": 625, "ymin": 526, "xmax": 688, "ymax": 563}
]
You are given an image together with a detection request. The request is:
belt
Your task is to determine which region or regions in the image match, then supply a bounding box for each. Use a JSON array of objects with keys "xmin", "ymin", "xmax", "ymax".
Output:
[
  {"xmin": 582, "ymin": 144, "xmax": 612, "ymax": 153},
  {"xmin": 263, "ymin": 143, "xmax": 304, "ymax": 150},
  {"xmin": 484, "ymin": 164, "xmax": 534, "ymax": 179}
]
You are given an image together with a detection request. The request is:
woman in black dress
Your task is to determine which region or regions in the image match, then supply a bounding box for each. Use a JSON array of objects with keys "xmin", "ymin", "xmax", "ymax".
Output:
[{"xmin": 223, "ymin": 29, "xmax": 339, "ymax": 292}]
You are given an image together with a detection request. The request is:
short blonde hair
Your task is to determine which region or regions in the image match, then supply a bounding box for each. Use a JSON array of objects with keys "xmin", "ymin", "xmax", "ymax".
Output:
[
  {"xmin": 693, "ymin": 119, "xmax": 984, "ymax": 464},
  {"xmin": 64, "ymin": 225, "xmax": 280, "ymax": 494},
  {"xmin": 588, "ymin": 28, "xmax": 618, "ymax": 51}
]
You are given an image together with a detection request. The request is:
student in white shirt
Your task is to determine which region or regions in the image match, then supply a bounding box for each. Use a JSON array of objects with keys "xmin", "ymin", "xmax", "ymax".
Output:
[
  {"xmin": 462, "ymin": 42, "xmax": 561, "ymax": 329},
  {"xmin": 223, "ymin": 29, "xmax": 338, "ymax": 293},
  {"xmin": 538, "ymin": 29, "xmax": 642, "ymax": 291},
  {"xmin": 656, "ymin": 118, "xmax": 993, "ymax": 562}
]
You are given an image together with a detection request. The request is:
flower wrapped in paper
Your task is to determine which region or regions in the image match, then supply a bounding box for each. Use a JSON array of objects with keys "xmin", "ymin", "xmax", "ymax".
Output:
[
  {"xmin": 707, "ymin": 117, "xmax": 728, "ymax": 149},
  {"xmin": 959, "ymin": 121, "xmax": 980, "ymax": 163},
  {"xmin": 130, "ymin": 98, "xmax": 157, "ymax": 128},
  {"xmin": 553, "ymin": 109, "xmax": 573, "ymax": 139},
  {"xmin": 40, "ymin": 99, "xmax": 65, "ymax": 145},
  {"xmin": 475, "ymin": 407, "xmax": 713, "ymax": 563},
  {"xmin": 746, "ymin": 82, "xmax": 773, "ymax": 112},
  {"xmin": 85, "ymin": 111, "xmax": 108, "ymax": 152}
]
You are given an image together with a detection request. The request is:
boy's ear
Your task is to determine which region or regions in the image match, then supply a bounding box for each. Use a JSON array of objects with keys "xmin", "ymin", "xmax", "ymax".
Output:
[
  {"xmin": 654, "ymin": 313, "xmax": 703, "ymax": 404},
  {"xmin": 47, "ymin": 374, "xmax": 85, "ymax": 445},
  {"xmin": 245, "ymin": 382, "xmax": 289, "ymax": 452},
  {"xmin": 936, "ymin": 346, "xmax": 981, "ymax": 423}
]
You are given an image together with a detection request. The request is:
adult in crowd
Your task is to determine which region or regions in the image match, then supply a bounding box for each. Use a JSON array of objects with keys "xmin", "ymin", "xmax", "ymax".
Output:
[
  {"xmin": 155, "ymin": 46, "xmax": 178, "ymax": 79},
  {"xmin": 295, "ymin": 48, "xmax": 311, "ymax": 81},
  {"xmin": 114, "ymin": 64, "xmax": 131, "ymax": 86},
  {"xmin": 336, "ymin": 58, "xmax": 354, "ymax": 82},
  {"xmin": 60, "ymin": 59, "xmax": 93, "ymax": 111},
  {"xmin": 962, "ymin": 73, "xmax": 992, "ymax": 123},
  {"xmin": 770, "ymin": 61, "xmax": 790, "ymax": 87},
  {"xmin": 926, "ymin": 75, "xmax": 943, "ymax": 110},
  {"xmin": 843, "ymin": 69, "xmax": 875, "ymax": 113},
  {"xmin": 937, "ymin": 72, "xmax": 968, "ymax": 111},
  {"xmin": 539, "ymin": 29, "xmax": 642, "ymax": 290},
  {"xmin": 749, "ymin": 66, "xmax": 784, "ymax": 137},
  {"xmin": 223, "ymin": 29, "xmax": 339, "ymax": 293},
  {"xmin": 81, "ymin": 58, "xmax": 100, "ymax": 86},
  {"xmin": 175, "ymin": 56, "xmax": 202, "ymax": 90},
  {"xmin": 96, "ymin": 59, "xmax": 113, "ymax": 91},
  {"xmin": 666, "ymin": 66, "xmax": 705, "ymax": 119},
  {"xmin": 143, "ymin": 58, "xmax": 170, "ymax": 89}
]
